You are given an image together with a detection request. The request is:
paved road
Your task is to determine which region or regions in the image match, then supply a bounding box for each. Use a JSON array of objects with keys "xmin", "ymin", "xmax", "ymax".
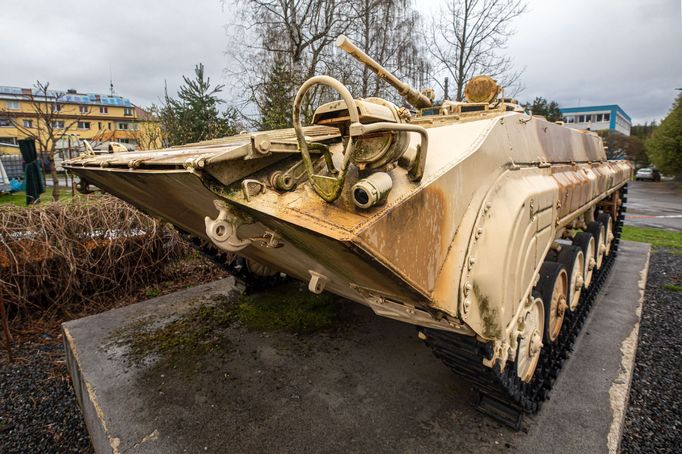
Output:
[{"xmin": 624, "ymin": 180, "xmax": 682, "ymax": 231}]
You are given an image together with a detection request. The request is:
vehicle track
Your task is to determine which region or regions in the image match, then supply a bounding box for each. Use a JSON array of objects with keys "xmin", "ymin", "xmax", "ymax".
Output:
[
  {"xmin": 177, "ymin": 230, "xmax": 288, "ymax": 290},
  {"xmin": 421, "ymin": 184, "xmax": 628, "ymax": 429}
]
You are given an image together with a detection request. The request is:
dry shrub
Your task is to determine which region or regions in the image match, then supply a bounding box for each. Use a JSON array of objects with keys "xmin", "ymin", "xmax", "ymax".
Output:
[{"xmin": 0, "ymin": 195, "xmax": 192, "ymax": 324}]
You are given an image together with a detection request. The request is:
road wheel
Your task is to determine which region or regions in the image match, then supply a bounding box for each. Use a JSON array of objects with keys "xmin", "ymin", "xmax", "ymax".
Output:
[
  {"xmin": 245, "ymin": 257, "xmax": 279, "ymax": 277},
  {"xmin": 597, "ymin": 213, "xmax": 614, "ymax": 256},
  {"xmin": 556, "ymin": 246, "xmax": 584, "ymax": 312},
  {"xmin": 572, "ymin": 232, "xmax": 596, "ymax": 288},
  {"xmin": 587, "ymin": 221, "xmax": 606, "ymax": 269},
  {"xmin": 516, "ymin": 297, "xmax": 544, "ymax": 383},
  {"xmin": 537, "ymin": 262, "xmax": 568, "ymax": 343}
]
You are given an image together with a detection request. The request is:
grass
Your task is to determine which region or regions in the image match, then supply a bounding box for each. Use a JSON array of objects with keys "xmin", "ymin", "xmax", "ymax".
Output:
[
  {"xmin": 0, "ymin": 190, "xmax": 93, "ymax": 207},
  {"xmin": 663, "ymin": 284, "xmax": 682, "ymax": 293},
  {"xmin": 621, "ymin": 225, "xmax": 682, "ymax": 250},
  {"xmin": 0, "ymin": 192, "xmax": 27, "ymax": 207}
]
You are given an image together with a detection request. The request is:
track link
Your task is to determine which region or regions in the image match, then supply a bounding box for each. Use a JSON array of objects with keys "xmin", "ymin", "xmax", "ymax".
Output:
[
  {"xmin": 178, "ymin": 230, "xmax": 288, "ymax": 290},
  {"xmin": 421, "ymin": 185, "xmax": 628, "ymax": 430}
]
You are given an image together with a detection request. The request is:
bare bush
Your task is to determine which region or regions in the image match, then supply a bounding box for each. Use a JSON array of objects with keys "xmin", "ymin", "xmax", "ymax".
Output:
[{"xmin": 0, "ymin": 196, "xmax": 193, "ymax": 324}]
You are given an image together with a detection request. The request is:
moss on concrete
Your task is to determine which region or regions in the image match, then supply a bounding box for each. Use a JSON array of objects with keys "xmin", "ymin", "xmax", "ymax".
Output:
[
  {"xmin": 109, "ymin": 294, "xmax": 237, "ymax": 367},
  {"xmin": 236, "ymin": 282, "xmax": 340, "ymax": 334},
  {"xmin": 109, "ymin": 282, "xmax": 342, "ymax": 367}
]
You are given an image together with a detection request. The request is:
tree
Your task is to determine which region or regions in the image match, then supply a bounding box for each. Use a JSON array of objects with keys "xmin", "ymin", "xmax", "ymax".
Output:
[
  {"xmin": 129, "ymin": 105, "xmax": 164, "ymax": 150},
  {"xmin": 339, "ymin": 0, "xmax": 430, "ymax": 103},
  {"xmin": 229, "ymin": 0, "xmax": 429, "ymax": 126},
  {"xmin": 523, "ymin": 97, "xmax": 562, "ymax": 122},
  {"xmin": 646, "ymin": 94, "xmax": 682, "ymax": 176},
  {"xmin": 630, "ymin": 121, "xmax": 657, "ymax": 140},
  {"xmin": 427, "ymin": 0, "xmax": 527, "ymax": 101},
  {"xmin": 597, "ymin": 130, "xmax": 648, "ymax": 167},
  {"xmin": 229, "ymin": 0, "xmax": 351, "ymax": 123},
  {"xmin": 257, "ymin": 53, "xmax": 296, "ymax": 130},
  {"xmin": 159, "ymin": 64, "xmax": 238, "ymax": 146},
  {"xmin": 0, "ymin": 81, "xmax": 85, "ymax": 201}
]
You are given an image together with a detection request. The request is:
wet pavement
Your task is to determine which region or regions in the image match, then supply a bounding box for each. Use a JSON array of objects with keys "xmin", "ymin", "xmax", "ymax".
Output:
[{"xmin": 624, "ymin": 180, "xmax": 682, "ymax": 231}]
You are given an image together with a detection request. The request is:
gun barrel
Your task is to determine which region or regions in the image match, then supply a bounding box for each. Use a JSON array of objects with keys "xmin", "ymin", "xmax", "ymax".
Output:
[{"xmin": 335, "ymin": 35, "xmax": 432, "ymax": 109}]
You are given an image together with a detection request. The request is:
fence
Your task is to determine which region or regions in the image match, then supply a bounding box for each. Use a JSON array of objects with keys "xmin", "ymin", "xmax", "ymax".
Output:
[{"xmin": 0, "ymin": 154, "xmax": 24, "ymax": 180}]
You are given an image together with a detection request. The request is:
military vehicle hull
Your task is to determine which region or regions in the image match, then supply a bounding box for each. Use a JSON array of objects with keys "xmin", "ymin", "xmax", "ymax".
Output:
[
  {"xmin": 65, "ymin": 36, "xmax": 632, "ymax": 427},
  {"xmin": 66, "ymin": 114, "xmax": 630, "ymax": 332}
]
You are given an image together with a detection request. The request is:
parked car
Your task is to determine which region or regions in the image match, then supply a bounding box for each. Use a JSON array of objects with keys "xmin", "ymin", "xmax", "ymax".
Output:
[{"xmin": 635, "ymin": 167, "xmax": 661, "ymax": 182}]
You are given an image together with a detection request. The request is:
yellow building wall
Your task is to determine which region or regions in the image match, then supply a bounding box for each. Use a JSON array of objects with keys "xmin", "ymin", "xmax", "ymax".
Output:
[{"xmin": 0, "ymin": 98, "xmax": 156, "ymax": 154}]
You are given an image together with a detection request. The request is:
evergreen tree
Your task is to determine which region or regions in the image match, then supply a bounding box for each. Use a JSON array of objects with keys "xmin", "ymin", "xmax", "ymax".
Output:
[
  {"xmin": 523, "ymin": 97, "xmax": 562, "ymax": 122},
  {"xmin": 647, "ymin": 94, "xmax": 682, "ymax": 176},
  {"xmin": 160, "ymin": 63, "xmax": 238, "ymax": 146},
  {"xmin": 258, "ymin": 53, "xmax": 295, "ymax": 130},
  {"xmin": 630, "ymin": 121, "xmax": 658, "ymax": 140}
]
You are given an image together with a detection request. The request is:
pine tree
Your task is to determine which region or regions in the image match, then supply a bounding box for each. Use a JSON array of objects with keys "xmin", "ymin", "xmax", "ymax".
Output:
[
  {"xmin": 258, "ymin": 53, "xmax": 295, "ymax": 130},
  {"xmin": 160, "ymin": 63, "xmax": 238, "ymax": 146},
  {"xmin": 523, "ymin": 97, "xmax": 562, "ymax": 122}
]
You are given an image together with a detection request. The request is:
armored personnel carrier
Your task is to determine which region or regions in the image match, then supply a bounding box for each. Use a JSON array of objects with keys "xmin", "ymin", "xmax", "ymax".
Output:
[{"xmin": 65, "ymin": 36, "xmax": 631, "ymax": 428}]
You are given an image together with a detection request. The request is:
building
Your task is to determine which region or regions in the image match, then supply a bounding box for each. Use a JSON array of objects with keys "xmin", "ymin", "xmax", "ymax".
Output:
[
  {"xmin": 0, "ymin": 85, "xmax": 161, "ymax": 155},
  {"xmin": 559, "ymin": 105, "xmax": 631, "ymax": 136}
]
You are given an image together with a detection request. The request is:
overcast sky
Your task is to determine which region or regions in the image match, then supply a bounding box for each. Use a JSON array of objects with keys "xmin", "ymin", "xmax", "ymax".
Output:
[{"xmin": 1, "ymin": 0, "xmax": 680, "ymax": 124}]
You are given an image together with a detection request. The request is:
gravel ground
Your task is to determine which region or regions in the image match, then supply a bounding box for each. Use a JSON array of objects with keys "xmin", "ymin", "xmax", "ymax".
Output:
[
  {"xmin": 0, "ymin": 332, "xmax": 92, "ymax": 453},
  {"xmin": 621, "ymin": 247, "xmax": 682, "ymax": 453},
  {"xmin": 1, "ymin": 248, "xmax": 679, "ymax": 452}
]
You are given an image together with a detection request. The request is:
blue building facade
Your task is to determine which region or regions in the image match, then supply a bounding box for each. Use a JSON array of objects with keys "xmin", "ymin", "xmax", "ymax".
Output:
[{"xmin": 559, "ymin": 105, "xmax": 631, "ymax": 136}]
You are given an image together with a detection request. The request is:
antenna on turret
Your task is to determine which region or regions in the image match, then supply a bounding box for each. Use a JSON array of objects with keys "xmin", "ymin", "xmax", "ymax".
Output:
[{"xmin": 109, "ymin": 65, "xmax": 115, "ymax": 96}]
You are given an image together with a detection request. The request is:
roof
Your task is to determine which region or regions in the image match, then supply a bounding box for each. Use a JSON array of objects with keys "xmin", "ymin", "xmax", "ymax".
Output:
[
  {"xmin": 0, "ymin": 85, "xmax": 132, "ymax": 107},
  {"xmin": 134, "ymin": 105, "xmax": 156, "ymax": 121},
  {"xmin": 559, "ymin": 104, "xmax": 631, "ymax": 122}
]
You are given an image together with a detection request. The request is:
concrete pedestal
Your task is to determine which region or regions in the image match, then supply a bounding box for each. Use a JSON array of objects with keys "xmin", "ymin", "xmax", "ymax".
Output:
[{"xmin": 64, "ymin": 241, "xmax": 650, "ymax": 454}]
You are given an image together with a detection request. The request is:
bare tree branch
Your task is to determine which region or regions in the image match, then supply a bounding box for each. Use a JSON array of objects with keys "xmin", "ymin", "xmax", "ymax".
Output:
[{"xmin": 426, "ymin": 0, "xmax": 527, "ymax": 101}]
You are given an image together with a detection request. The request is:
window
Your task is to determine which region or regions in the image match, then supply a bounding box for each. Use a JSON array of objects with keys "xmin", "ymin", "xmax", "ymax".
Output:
[
  {"xmin": 0, "ymin": 119, "xmax": 11, "ymax": 127},
  {"xmin": 566, "ymin": 116, "xmax": 575, "ymax": 124},
  {"xmin": 100, "ymin": 106, "xmax": 108, "ymax": 114},
  {"xmin": 23, "ymin": 119, "xmax": 33, "ymax": 128},
  {"xmin": 6, "ymin": 101, "xmax": 19, "ymax": 110},
  {"xmin": 98, "ymin": 122, "xmax": 102, "ymax": 129},
  {"xmin": 585, "ymin": 114, "xmax": 592, "ymax": 122},
  {"xmin": 595, "ymin": 114, "xmax": 603, "ymax": 122},
  {"xmin": 603, "ymin": 113, "xmax": 610, "ymax": 122},
  {"xmin": 108, "ymin": 122, "xmax": 112, "ymax": 129},
  {"xmin": 119, "ymin": 138, "xmax": 130, "ymax": 144},
  {"xmin": 52, "ymin": 104, "xmax": 62, "ymax": 112},
  {"xmin": 124, "ymin": 107, "xmax": 133, "ymax": 116},
  {"xmin": 578, "ymin": 115, "xmax": 585, "ymax": 123},
  {"xmin": 78, "ymin": 121, "xmax": 90, "ymax": 129},
  {"xmin": 0, "ymin": 137, "xmax": 17, "ymax": 144},
  {"xmin": 52, "ymin": 120, "xmax": 65, "ymax": 129},
  {"xmin": 79, "ymin": 105, "xmax": 89, "ymax": 114},
  {"xmin": 118, "ymin": 122, "xmax": 129, "ymax": 130}
]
